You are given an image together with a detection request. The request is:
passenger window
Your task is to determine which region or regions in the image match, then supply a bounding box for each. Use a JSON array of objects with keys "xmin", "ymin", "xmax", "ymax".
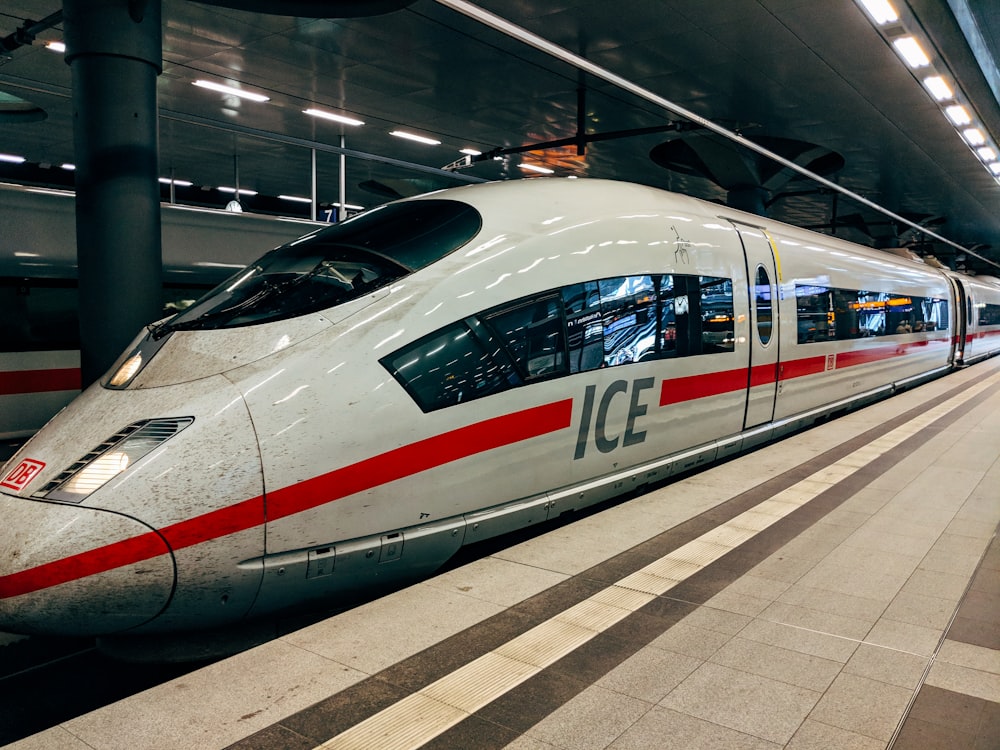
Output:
[
  {"xmin": 562, "ymin": 282, "xmax": 604, "ymax": 373},
  {"xmin": 0, "ymin": 279, "xmax": 79, "ymax": 352},
  {"xmin": 978, "ymin": 303, "xmax": 1000, "ymax": 326},
  {"xmin": 796, "ymin": 285, "xmax": 832, "ymax": 343},
  {"xmin": 380, "ymin": 320, "xmax": 520, "ymax": 412},
  {"xmin": 484, "ymin": 295, "xmax": 567, "ymax": 379},
  {"xmin": 657, "ymin": 275, "xmax": 678, "ymax": 358},
  {"xmin": 599, "ymin": 275, "xmax": 658, "ymax": 366},
  {"xmin": 754, "ymin": 266, "xmax": 772, "ymax": 345},
  {"xmin": 699, "ymin": 276, "xmax": 735, "ymax": 353}
]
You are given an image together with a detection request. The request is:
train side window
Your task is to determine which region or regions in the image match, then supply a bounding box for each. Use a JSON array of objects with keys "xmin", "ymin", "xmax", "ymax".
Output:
[
  {"xmin": 699, "ymin": 276, "xmax": 735, "ymax": 353},
  {"xmin": 657, "ymin": 275, "xmax": 678, "ymax": 359},
  {"xmin": 0, "ymin": 278, "xmax": 79, "ymax": 352},
  {"xmin": 978, "ymin": 303, "xmax": 1000, "ymax": 326},
  {"xmin": 599, "ymin": 275, "xmax": 658, "ymax": 366},
  {"xmin": 483, "ymin": 294, "xmax": 568, "ymax": 379},
  {"xmin": 562, "ymin": 282, "xmax": 604, "ymax": 373},
  {"xmin": 796, "ymin": 285, "xmax": 833, "ymax": 343},
  {"xmin": 380, "ymin": 320, "xmax": 521, "ymax": 412},
  {"xmin": 754, "ymin": 266, "xmax": 772, "ymax": 345}
]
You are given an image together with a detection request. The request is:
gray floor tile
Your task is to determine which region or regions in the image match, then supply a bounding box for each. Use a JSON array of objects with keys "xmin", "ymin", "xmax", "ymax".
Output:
[
  {"xmin": 607, "ymin": 707, "xmax": 781, "ymax": 750},
  {"xmin": 808, "ymin": 672, "xmax": 914, "ymax": 742},
  {"xmin": 708, "ymin": 636, "xmax": 843, "ymax": 692},
  {"xmin": 660, "ymin": 662, "xmax": 821, "ymax": 745}
]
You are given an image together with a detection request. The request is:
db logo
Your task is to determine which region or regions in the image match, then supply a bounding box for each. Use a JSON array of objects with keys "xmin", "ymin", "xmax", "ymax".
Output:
[{"xmin": 1, "ymin": 459, "xmax": 46, "ymax": 492}]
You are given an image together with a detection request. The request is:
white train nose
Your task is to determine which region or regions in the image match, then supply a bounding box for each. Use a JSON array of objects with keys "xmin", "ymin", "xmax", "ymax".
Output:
[{"xmin": 0, "ymin": 492, "xmax": 174, "ymax": 636}]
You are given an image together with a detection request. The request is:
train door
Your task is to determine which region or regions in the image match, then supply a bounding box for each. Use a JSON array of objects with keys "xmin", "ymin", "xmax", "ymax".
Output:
[
  {"xmin": 948, "ymin": 275, "xmax": 969, "ymax": 364},
  {"xmin": 730, "ymin": 220, "xmax": 780, "ymax": 428}
]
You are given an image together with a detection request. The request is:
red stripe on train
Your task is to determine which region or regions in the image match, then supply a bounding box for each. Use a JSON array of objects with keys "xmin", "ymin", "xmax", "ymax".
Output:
[
  {"xmin": 0, "ymin": 368, "xmax": 81, "ymax": 396},
  {"xmin": 0, "ymin": 399, "xmax": 574, "ymax": 599}
]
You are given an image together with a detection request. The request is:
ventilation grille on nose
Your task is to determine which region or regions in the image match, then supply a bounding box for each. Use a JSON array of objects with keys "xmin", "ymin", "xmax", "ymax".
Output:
[{"xmin": 38, "ymin": 417, "xmax": 194, "ymax": 497}]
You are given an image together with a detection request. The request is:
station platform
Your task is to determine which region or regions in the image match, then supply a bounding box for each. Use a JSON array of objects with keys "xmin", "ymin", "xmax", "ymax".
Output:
[{"xmin": 5, "ymin": 357, "xmax": 1000, "ymax": 750}]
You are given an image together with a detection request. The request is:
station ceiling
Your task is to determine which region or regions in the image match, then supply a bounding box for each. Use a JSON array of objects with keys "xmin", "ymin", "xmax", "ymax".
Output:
[{"xmin": 1, "ymin": 0, "xmax": 999, "ymax": 273}]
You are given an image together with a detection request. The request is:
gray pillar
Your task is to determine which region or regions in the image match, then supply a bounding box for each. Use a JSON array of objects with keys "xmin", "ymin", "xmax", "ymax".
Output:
[{"xmin": 64, "ymin": 0, "xmax": 163, "ymax": 387}]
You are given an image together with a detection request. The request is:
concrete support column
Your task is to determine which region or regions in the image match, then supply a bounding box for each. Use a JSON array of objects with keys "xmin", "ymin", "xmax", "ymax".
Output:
[{"xmin": 64, "ymin": 0, "xmax": 163, "ymax": 386}]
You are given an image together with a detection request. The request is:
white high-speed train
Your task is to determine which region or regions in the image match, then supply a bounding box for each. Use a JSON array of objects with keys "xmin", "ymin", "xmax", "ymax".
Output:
[
  {"xmin": 1, "ymin": 178, "xmax": 998, "ymax": 642},
  {"xmin": 0, "ymin": 182, "xmax": 322, "ymax": 439}
]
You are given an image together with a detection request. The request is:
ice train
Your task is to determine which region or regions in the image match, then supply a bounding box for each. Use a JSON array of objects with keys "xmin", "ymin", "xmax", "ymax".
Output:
[{"xmin": 1, "ymin": 178, "xmax": 998, "ymax": 642}]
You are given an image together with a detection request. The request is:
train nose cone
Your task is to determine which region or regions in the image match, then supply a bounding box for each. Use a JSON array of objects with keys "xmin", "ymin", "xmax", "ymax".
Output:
[{"xmin": 0, "ymin": 492, "xmax": 174, "ymax": 637}]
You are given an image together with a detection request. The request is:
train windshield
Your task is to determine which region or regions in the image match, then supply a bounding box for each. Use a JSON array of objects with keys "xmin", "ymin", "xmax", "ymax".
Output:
[{"xmin": 158, "ymin": 199, "xmax": 481, "ymax": 332}]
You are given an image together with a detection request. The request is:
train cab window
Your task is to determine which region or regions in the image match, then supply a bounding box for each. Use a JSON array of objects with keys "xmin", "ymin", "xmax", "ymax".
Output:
[
  {"xmin": 158, "ymin": 199, "xmax": 481, "ymax": 332},
  {"xmin": 754, "ymin": 266, "xmax": 773, "ymax": 345},
  {"xmin": 483, "ymin": 295, "xmax": 567, "ymax": 379},
  {"xmin": 381, "ymin": 319, "xmax": 520, "ymax": 412}
]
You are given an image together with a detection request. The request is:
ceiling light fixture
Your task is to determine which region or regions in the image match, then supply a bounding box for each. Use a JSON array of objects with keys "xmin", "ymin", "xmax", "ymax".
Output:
[
  {"xmin": 390, "ymin": 130, "xmax": 441, "ymax": 146},
  {"xmin": 519, "ymin": 163, "xmax": 554, "ymax": 174},
  {"xmin": 159, "ymin": 177, "xmax": 193, "ymax": 186},
  {"xmin": 858, "ymin": 0, "xmax": 898, "ymax": 25},
  {"xmin": 892, "ymin": 37, "xmax": 930, "ymax": 68},
  {"xmin": 945, "ymin": 105, "xmax": 971, "ymax": 126},
  {"xmin": 193, "ymin": 80, "xmax": 270, "ymax": 103},
  {"xmin": 855, "ymin": 1, "xmax": 1000, "ymax": 190},
  {"xmin": 218, "ymin": 186, "xmax": 258, "ymax": 195},
  {"xmin": 460, "ymin": 148, "xmax": 482, "ymax": 156},
  {"xmin": 922, "ymin": 76, "xmax": 953, "ymax": 101},
  {"xmin": 45, "ymin": 40, "xmax": 66, "ymax": 53},
  {"xmin": 0, "ymin": 153, "xmax": 26, "ymax": 164},
  {"xmin": 279, "ymin": 194, "xmax": 313, "ymax": 203},
  {"xmin": 303, "ymin": 108, "xmax": 364, "ymax": 126},
  {"xmin": 963, "ymin": 129, "xmax": 986, "ymax": 146},
  {"xmin": 61, "ymin": 163, "xmax": 75, "ymax": 170}
]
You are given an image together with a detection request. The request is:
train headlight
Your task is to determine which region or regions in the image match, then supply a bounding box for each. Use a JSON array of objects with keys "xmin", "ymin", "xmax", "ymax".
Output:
[
  {"xmin": 109, "ymin": 352, "xmax": 143, "ymax": 387},
  {"xmin": 39, "ymin": 417, "xmax": 193, "ymax": 503}
]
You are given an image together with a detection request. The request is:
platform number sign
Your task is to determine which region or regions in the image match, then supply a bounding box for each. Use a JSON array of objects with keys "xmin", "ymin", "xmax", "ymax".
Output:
[{"xmin": 1, "ymin": 458, "xmax": 46, "ymax": 492}]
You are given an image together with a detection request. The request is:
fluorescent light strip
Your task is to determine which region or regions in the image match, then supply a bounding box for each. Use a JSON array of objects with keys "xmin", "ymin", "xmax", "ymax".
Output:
[
  {"xmin": 858, "ymin": 0, "xmax": 898, "ymax": 24},
  {"xmin": 893, "ymin": 36, "xmax": 930, "ymax": 68},
  {"xmin": 0, "ymin": 154, "xmax": 26, "ymax": 164},
  {"xmin": 61, "ymin": 163, "xmax": 76, "ymax": 171},
  {"xmin": 945, "ymin": 105, "xmax": 972, "ymax": 126},
  {"xmin": 390, "ymin": 130, "xmax": 441, "ymax": 146},
  {"xmin": 45, "ymin": 40, "xmax": 66, "ymax": 53},
  {"xmin": 279, "ymin": 194, "xmax": 313, "ymax": 203},
  {"xmin": 963, "ymin": 128, "xmax": 986, "ymax": 146},
  {"xmin": 192, "ymin": 80, "xmax": 270, "ymax": 103},
  {"xmin": 460, "ymin": 148, "xmax": 482, "ymax": 156},
  {"xmin": 519, "ymin": 163, "xmax": 554, "ymax": 174},
  {"xmin": 304, "ymin": 108, "xmax": 365, "ymax": 127},
  {"xmin": 159, "ymin": 177, "xmax": 193, "ymax": 186},
  {"xmin": 218, "ymin": 186, "xmax": 258, "ymax": 195},
  {"xmin": 977, "ymin": 147, "xmax": 997, "ymax": 162},
  {"xmin": 922, "ymin": 76, "xmax": 953, "ymax": 101}
]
